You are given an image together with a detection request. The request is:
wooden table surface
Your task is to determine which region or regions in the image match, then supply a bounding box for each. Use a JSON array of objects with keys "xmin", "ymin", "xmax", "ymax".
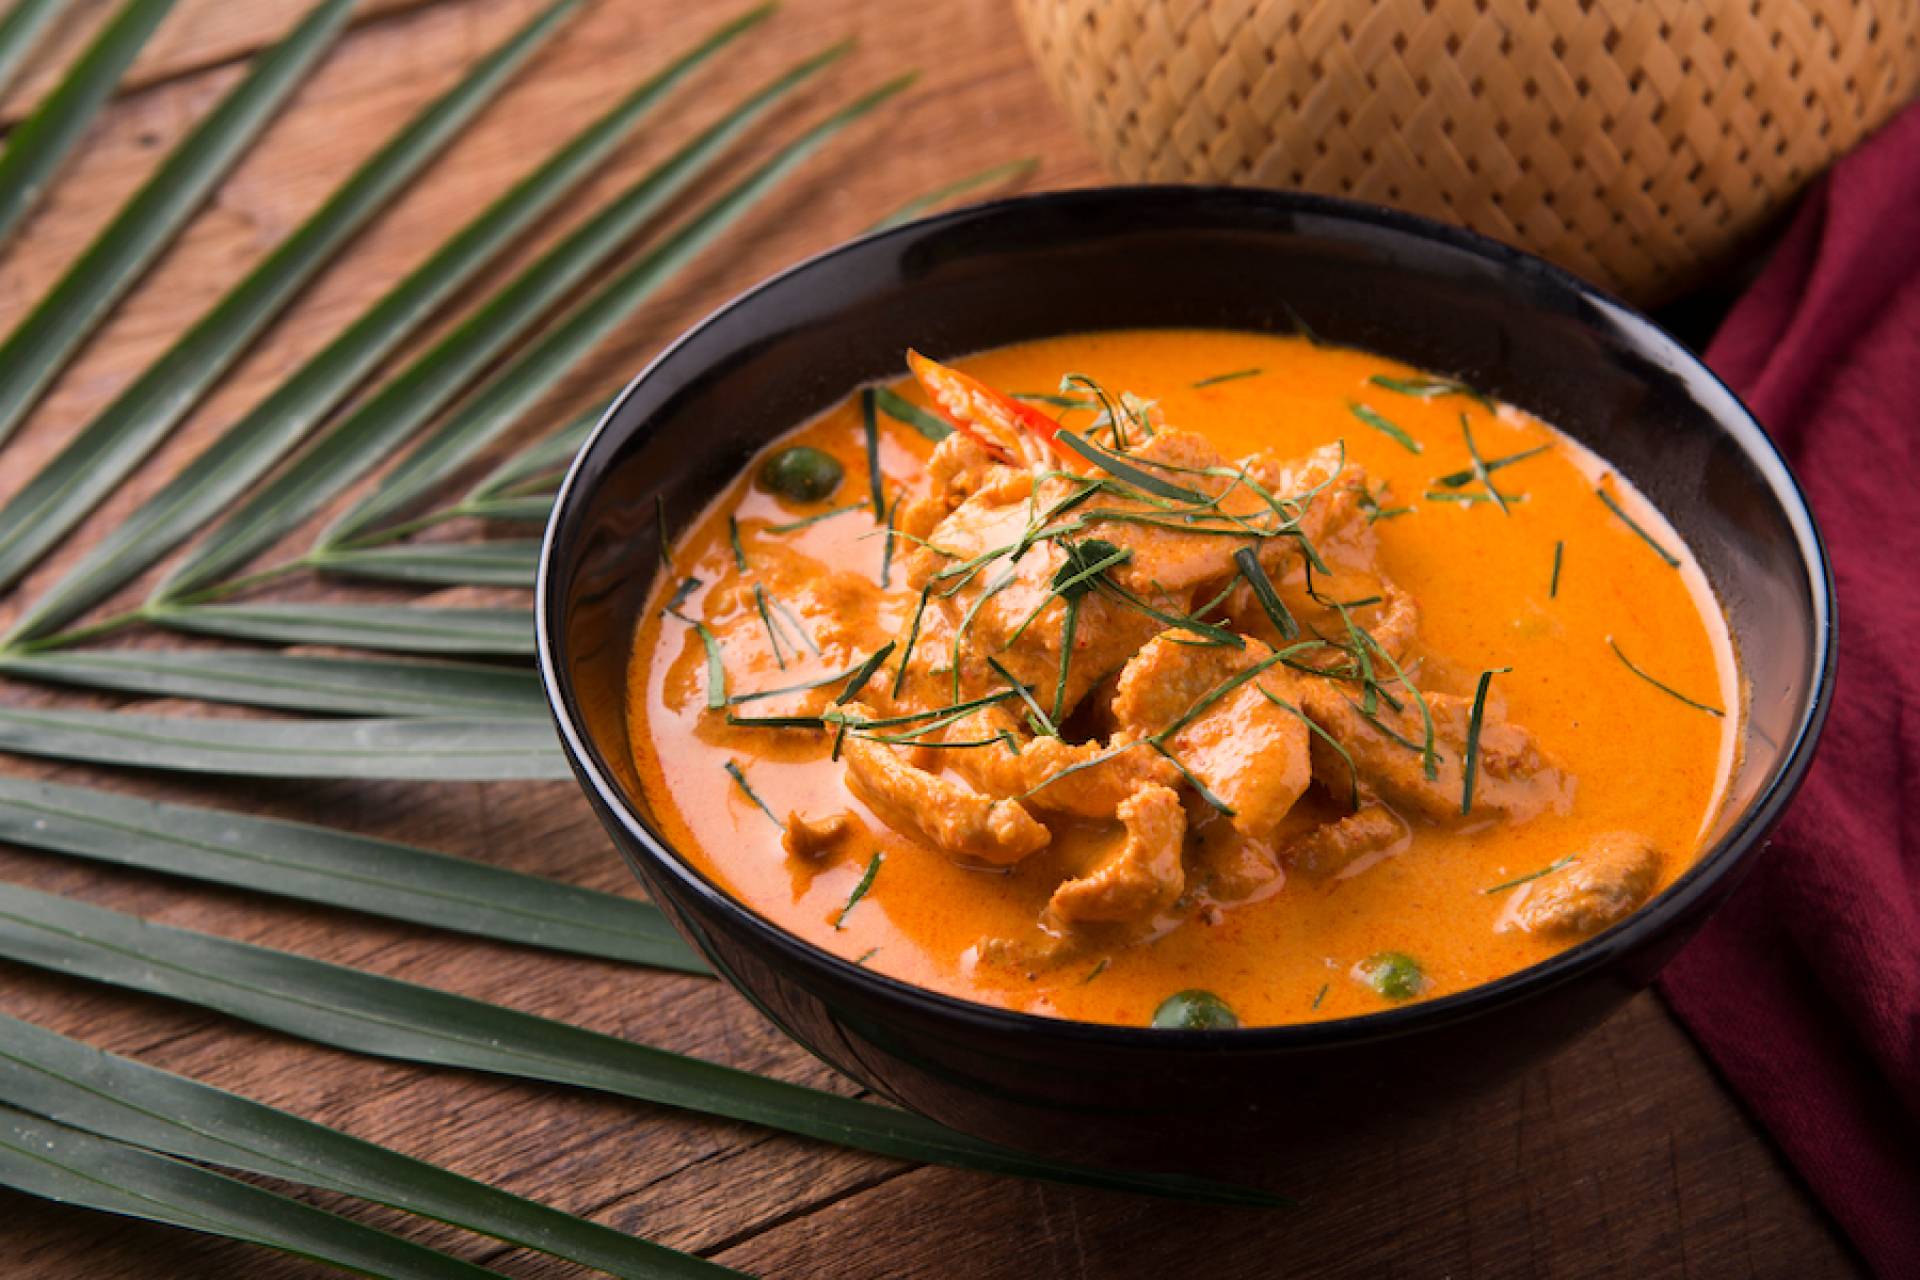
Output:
[{"xmin": 0, "ymin": 0, "xmax": 1859, "ymax": 1275}]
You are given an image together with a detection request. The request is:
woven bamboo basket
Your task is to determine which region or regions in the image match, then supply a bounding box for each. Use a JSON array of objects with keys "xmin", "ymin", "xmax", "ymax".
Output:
[{"xmin": 1014, "ymin": 0, "xmax": 1919, "ymax": 303}]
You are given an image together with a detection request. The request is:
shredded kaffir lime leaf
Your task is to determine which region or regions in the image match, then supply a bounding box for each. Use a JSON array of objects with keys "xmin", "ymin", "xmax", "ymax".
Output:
[
  {"xmin": 1482, "ymin": 855, "xmax": 1577, "ymax": 895},
  {"xmin": 1596, "ymin": 484, "xmax": 1681, "ymax": 567},
  {"xmin": 1348, "ymin": 402, "xmax": 1421, "ymax": 454},
  {"xmin": 1053, "ymin": 538, "xmax": 1126, "ymax": 599},
  {"xmin": 1461, "ymin": 666, "xmax": 1513, "ymax": 814},
  {"xmin": 1609, "ymin": 637, "xmax": 1724, "ymax": 716},
  {"xmin": 1191, "ymin": 367, "xmax": 1261, "ymax": 388},
  {"xmin": 833, "ymin": 852, "xmax": 883, "ymax": 929},
  {"xmin": 872, "ymin": 386, "xmax": 950, "ymax": 441},
  {"xmin": 724, "ymin": 759, "xmax": 781, "ymax": 827}
]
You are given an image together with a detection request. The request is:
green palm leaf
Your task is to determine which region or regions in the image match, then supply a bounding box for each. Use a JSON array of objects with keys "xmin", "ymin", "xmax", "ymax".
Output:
[
  {"xmin": 151, "ymin": 603, "xmax": 534, "ymax": 655},
  {"xmin": 0, "ymin": 883, "xmax": 1280, "ymax": 1206},
  {"xmin": 0, "ymin": 1017, "xmax": 735, "ymax": 1278},
  {"xmin": 0, "ymin": 777, "xmax": 702, "ymax": 969},
  {"xmin": 152, "ymin": 42, "xmax": 849, "ymax": 610},
  {"xmin": 0, "ymin": 9, "xmax": 1294, "ymax": 1262},
  {"xmin": 450, "ymin": 493, "xmax": 557, "ymax": 524},
  {"xmin": 372, "ymin": 406, "xmax": 596, "ymax": 536},
  {"xmin": 310, "ymin": 540, "xmax": 540, "ymax": 589},
  {"xmin": 0, "ymin": 0, "xmax": 72, "ymax": 102},
  {"xmin": 466, "ymin": 406, "xmax": 598, "ymax": 502},
  {"xmin": 0, "ymin": 0, "xmax": 175, "ymax": 248},
  {"xmin": 319, "ymin": 73, "xmax": 915, "ymax": 551},
  {"xmin": 0, "ymin": 0, "xmax": 583, "ymax": 595},
  {"xmin": 0, "ymin": 648, "xmax": 547, "ymax": 717},
  {"xmin": 0, "ymin": 1105, "xmax": 508, "ymax": 1280},
  {"xmin": 0, "ymin": 707, "xmax": 566, "ymax": 779},
  {"xmin": 866, "ymin": 156, "xmax": 1037, "ymax": 231},
  {"xmin": 0, "ymin": 0, "xmax": 354, "ymax": 450},
  {"xmin": 4, "ymin": 5, "xmax": 772, "ymax": 645}
]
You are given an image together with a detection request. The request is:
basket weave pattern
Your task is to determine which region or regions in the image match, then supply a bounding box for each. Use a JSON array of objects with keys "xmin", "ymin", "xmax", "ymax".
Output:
[{"xmin": 1015, "ymin": 0, "xmax": 1919, "ymax": 301}]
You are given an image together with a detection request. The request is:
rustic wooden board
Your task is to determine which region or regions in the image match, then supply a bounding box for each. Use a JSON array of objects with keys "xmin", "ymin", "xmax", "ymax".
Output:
[{"xmin": 0, "ymin": 0, "xmax": 1859, "ymax": 1275}]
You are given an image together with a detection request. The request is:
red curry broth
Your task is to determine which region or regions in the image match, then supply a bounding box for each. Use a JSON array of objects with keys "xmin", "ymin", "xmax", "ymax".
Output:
[{"xmin": 626, "ymin": 329, "xmax": 1740, "ymax": 1028}]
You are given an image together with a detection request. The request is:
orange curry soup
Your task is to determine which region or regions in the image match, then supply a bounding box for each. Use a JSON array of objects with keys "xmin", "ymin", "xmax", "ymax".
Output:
[{"xmin": 626, "ymin": 329, "xmax": 1741, "ymax": 1028}]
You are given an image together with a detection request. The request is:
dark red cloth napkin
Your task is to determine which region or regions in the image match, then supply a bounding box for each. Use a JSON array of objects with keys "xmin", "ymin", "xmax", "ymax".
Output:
[{"xmin": 1657, "ymin": 100, "xmax": 1920, "ymax": 1275}]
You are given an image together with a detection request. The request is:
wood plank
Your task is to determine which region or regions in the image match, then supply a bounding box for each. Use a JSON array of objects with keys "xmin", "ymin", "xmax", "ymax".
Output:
[
  {"xmin": 0, "ymin": 0, "xmax": 449, "ymax": 124},
  {"xmin": 0, "ymin": 0, "xmax": 1857, "ymax": 1276},
  {"xmin": 712, "ymin": 999, "xmax": 1852, "ymax": 1280}
]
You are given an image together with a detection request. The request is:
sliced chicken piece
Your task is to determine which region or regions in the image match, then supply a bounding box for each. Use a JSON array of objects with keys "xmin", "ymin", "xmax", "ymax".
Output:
[
  {"xmin": 1297, "ymin": 682, "xmax": 1572, "ymax": 826},
  {"xmin": 697, "ymin": 540, "xmax": 885, "ymax": 673},
  {"xmin": 781, "ymin": 810, "xmax": 855, "ymax": 861},
  {"xmin": 1111, "ymin": 631, "xmax": 1313, "ymax": 841},
  {"xmin": 972, "ymin": 929, "xmax": 1083, "ymax": 972},
  {"xmin": 1216, "ymin": 569, "xmax": 1410, "ymax": 662},
  {"xmin": 895, "ymin": 430, "xmax": 1010, "ymax": 543},
  {"xmin": 1241, "ymin": 442, "xmax": 1379, "ymax": 577},
  {"xmin": 1075, "ymin": 430, "xmax": 1270, "ymax": 596},
  {"xmin": 1280, "ymin": 805, "xmax": 1409, "ymax": 878},
  {"xmin": 1048, "ymin": 783, "xmax": 1187, "ymax": 925},
  {"xmin": 1189, "ymin": 823, "xmax": 1285, "ymax": 904},
  {"xmin": 1508, "ymin": 832, "xmax": 1663, "ymax": 937},
  {"xmin": 889, "ymin": 564, "xmax": 1163, "ymax": 720},
  {"xmin": 839, "ymin": 702, "xmax": 1048, "ymax": 865},
  {"xmin": 1358, "ymin": 582, "xmax": 1421, "ymax": 663},
  {"xmin": 1189, "ymin": 446, "xmax": 1421, "ymax": 668},
  {"xmin": 898, "ymin": 431, "xmax": 1357, "ymax": 717},
  {"xmin": 940, "ymin": 705, "xmax": 1176, "ymax": 817},
  {"xmin": 901, "ymin": 460, "xmax": 1036, "ymax": 587},
  {"xmin": 892, "ymin": 472, "xmax": 1166, "ymax": 717}
]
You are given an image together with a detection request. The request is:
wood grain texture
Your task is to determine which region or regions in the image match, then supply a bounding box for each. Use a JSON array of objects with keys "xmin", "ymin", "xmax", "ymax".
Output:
[{"xmin": 0, "ymin": 0, "xmax": 1859, "ymax": 1276}]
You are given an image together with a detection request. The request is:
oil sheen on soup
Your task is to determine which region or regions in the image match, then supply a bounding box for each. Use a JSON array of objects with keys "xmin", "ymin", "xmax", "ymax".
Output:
[{"xmin": 627, "ymin": 329, "xmax": 1742, "ymax": 1028}]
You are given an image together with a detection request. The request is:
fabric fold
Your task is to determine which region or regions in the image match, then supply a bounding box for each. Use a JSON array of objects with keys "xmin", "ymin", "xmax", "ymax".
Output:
[{"xmin": 1658, "ymin": 100, "xmax": 1920, "ymax": 1277}]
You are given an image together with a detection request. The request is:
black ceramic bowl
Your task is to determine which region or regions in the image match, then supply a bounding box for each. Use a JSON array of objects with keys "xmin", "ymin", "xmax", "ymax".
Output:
[{"xmin": 537, "ymin": 187, "xmax": 1833, "ymax": 1170}]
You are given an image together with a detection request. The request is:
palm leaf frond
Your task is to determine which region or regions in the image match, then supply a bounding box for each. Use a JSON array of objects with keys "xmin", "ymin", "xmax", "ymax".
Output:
[
  {"xmin": 865, "ymin": 155, "xmax": 1038, "ymax": 232},
  {"xmin": 0, "ymin": 0, "xmax": 65, "ymax": 99},
  {"xmin": 0, "ymin": 0, "xmax": 354, "ymax": 449},
  {"xmin": 152, "ymin": 39, "xmax": 850, "ymax": 609},
  {"xmin": 374, "ymin": 406, "xmax": 597, "ymax": 537},
  {"xmin": 0, "ymin": 1105, "xmax": 508, "ymax": 1280},
  {"xmin": 0, "ymin": 0, "xmax": 175, "ymax": 248},
  {"xmin": 0, "ymin": 1016, "xmax": 736, "ymax": 1278},
  {"xmin": 448, "ymin": 493, "xmax": 557, "ymax": 525},
  {"xmin": 0, "ymin": 648, "xmax": 547, "ymax": 717},
  {"xmin": 5, "ymin": 4, "xmax": 772, "ymax": 645},
  {"xmin": 0, "ymin": 0, "xmax": 584, "ymax": 595},
  {"xmin": 0, "ymin": 707, "xmax": 566, "ymax": 779},
  {"xmin": 310, "ymin": 540, "xmax": 540, "ymax": 589},
  {"xmin": 466, "ymin": 407, "xmax": 599, "ymax": 502},
  {"xmin": 0, "ymin": 776, "xmax": 703, "ymax": 968},
  {"xmin": 0, "ymin": 0, "xmax": 1114, "ymax": 1260},
  {"xmin": 324, "ymin": 72, "xmax": 915, "ymax": 551},
  {"xmin": 0, "ymin": 883, "xmax": 1281, "ymax": 1206},
  {"xmin": 151, "ymin": 603, "xmax": 534, "ymax": 655}
]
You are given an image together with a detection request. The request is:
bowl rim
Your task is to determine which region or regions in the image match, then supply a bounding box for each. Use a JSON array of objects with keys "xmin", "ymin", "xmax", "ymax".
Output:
[{"xmin": 537, "ymin": 184, "xmax": 1837, "ymax": 1049}]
